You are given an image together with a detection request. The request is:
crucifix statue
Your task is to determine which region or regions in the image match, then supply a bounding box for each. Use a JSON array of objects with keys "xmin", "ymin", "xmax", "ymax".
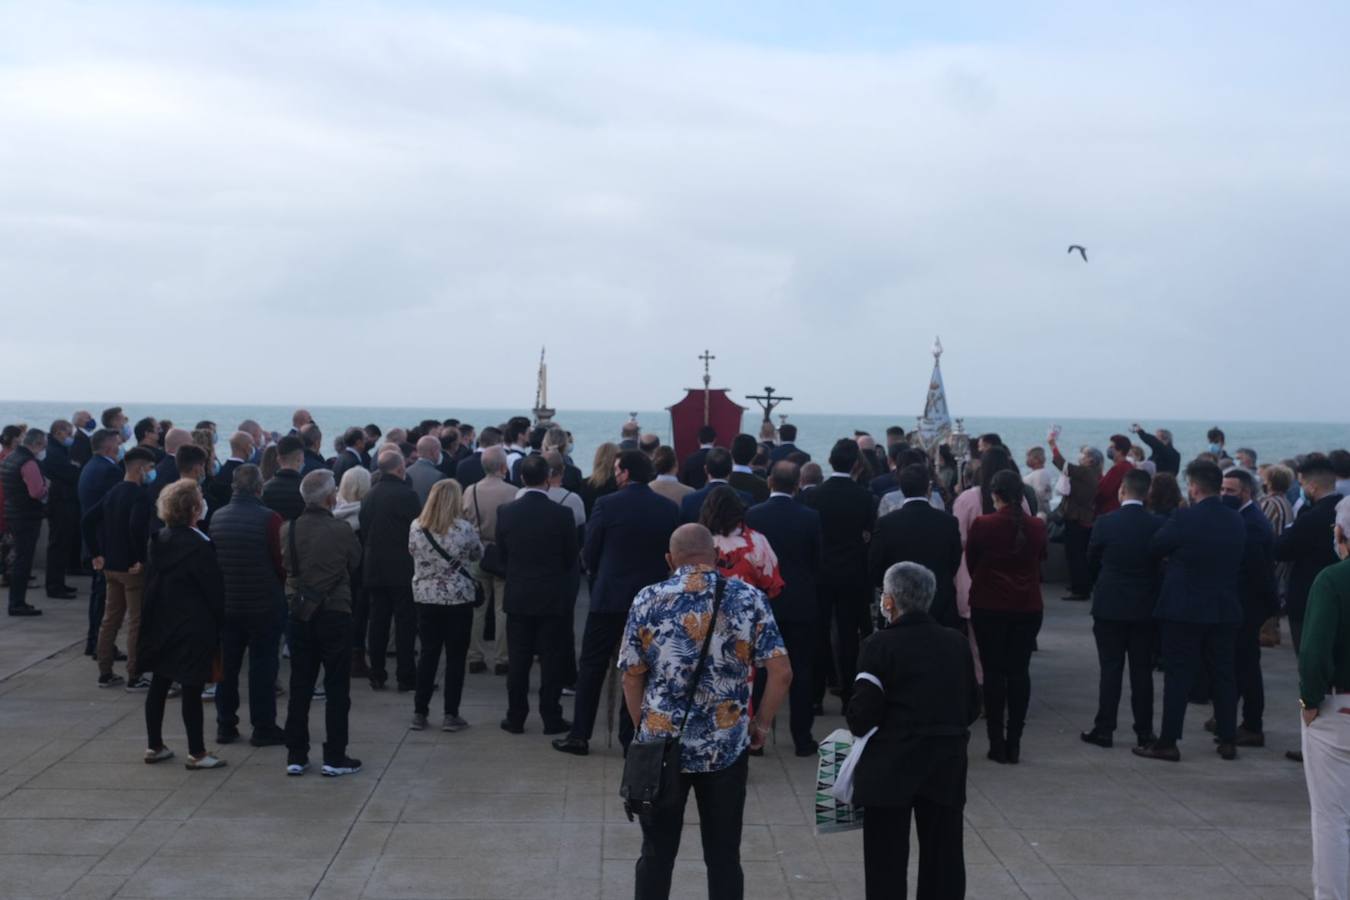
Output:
[
  {"xmin": 746, "ymin": 385, "xmax": 791, "ymax": 424},
  {"xmin": 699, "ymin": 349, "xmax": 715, "ymax": 424}
]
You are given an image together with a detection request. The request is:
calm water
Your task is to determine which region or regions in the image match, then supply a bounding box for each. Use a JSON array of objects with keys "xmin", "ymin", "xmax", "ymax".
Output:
[{"xmin": 3, "ymin": 400, "xmax": 1346, "ymax": 473}]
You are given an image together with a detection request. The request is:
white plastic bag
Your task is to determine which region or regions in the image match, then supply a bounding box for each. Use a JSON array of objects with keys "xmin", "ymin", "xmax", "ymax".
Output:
[{"xmin": 829, "ymin": 726, "xmax": 877, "ymax": 804}]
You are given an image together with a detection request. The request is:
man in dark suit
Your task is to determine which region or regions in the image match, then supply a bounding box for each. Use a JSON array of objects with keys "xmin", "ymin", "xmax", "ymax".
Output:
[
  {"xmin": 1135, "ymin": 460, "xmax": 1246, "ymax": 762},
  {"xmin": 553, "ymin": 451, "xmax": 679, "ymax": 755},
  {"xmin": 680, "ymin": 448, "xmax": 752, "ymax": 523},
  {"xmin": 299, "ymin": 424, "xmax": 329, "ymax": 476},
  {"xmin": 497, "ymin": 455, "xmax": 579, "ymax": 734},
  {"xmin": 1220, "ymin": 468, "xmax": 1278, "ymax": 747},
  {"xmin": 77, "ymin": 429, "xmax": 125, "ymax": 652},
  {"xmin": 1275, "ymin": 457, "xmax": 1344, "ymax": 652},
  {"xmin": 358, "ymin": 452, "xmax": 422, "ymax": 691},
  {"xmin": 41, "ymin": 420, "xmax": 81, "ymax": 599},
  {"xmin": 217, "ymin": 430, "xmax": 256, "ymax": 495},
  {"xmin": 262, "ymin": 436, "xmax": 306, "ymax": 522},
  {"xmin": 332, "ymin": 427, "xmax": 368, "ymax": 484},
  {"xmin": 867, "ymin": 444, "xmax": 906, "ymax": 499},
  {"xmin": 1080, "ymin": 468, "xmax": 1163, "ymax": 749},
  {"xmin": 868, "ymin": 464, "xmax": 963, "ymax": 630},
  {"xmin": 451, "ymin": 426, "xmax": 501, "ymax": 490},
  {"xmin": 69, "ymin": 411, "xmax": 95, "ymax": 467},
  {"xmin": 804, "ymin": 438, "xmax": 877, "ymax": 711},
  {"xmin": 768, "ymin": 423, "xmax": 808, "ymax": 464},
  {"xmin": 678, "ymin": 425, "xmax": 718, "ymax": 489},
  {"xmin": 728, "ymin": 434, "xmax": 770, "ymax": 504},
  {"xmin": 745, "ymin": 461, "xmax": 823, "ymax": 755}
]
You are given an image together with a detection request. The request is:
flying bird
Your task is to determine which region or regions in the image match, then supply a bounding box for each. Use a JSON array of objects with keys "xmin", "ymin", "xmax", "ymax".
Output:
[{"xmin": 1067, "ymin": 244, "xmax": 1088, "ymax": 262}]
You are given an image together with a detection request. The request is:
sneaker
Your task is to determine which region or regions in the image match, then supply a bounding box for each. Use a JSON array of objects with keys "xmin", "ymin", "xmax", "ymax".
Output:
[
  {"xmin": 321, "ymin": 757, "xmax": 362, "ymax": 777},
  {"xmin": 200, "ymin": 684, "xmax": 217, "ymax": 701},
  {"xmin": 144, "ymin": 746, "xmax": 175, "ymax": 765},
  {"xmin": 313, "ymin": 684, "xmax": 326, "ymax": 699},
  {"xmin": 442, "ymin": 715, "xmax": 468, "ymax": 732},
  {"xmin": 185, "ymin": 753, "xmax": 227, "ymax": 770},
  {"xmin": 166, "ymin": 683, "xmax": 182, "ymax": 699},
  {"xmin": 561, "ymin": 686, "xmax": 576, "ymax": 697},
  {"xmin": 286, "ymin": 761, "xmax": 310, "ymax": 777},
  {"xmin": 125, "ymin": 676, "xmax": 152, "ymax": 692},
  {"xmin": 98, "ymin": 673, "xmax": 126, "ymax": 689},
  {"xmin": 410, "ymin": 713, "xmax": 428, "ymax": 731}
]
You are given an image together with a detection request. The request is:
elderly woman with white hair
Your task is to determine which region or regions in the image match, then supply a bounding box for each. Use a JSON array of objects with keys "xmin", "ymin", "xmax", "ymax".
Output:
[
  {"xmin": 846, "ymin": 561, "xmax": 980, "ymax": 900},
  {"xmin": 335, "ymin": 466, "xmax": 373, "ymax": 676},
  {"xmin": 1299, "ymin": 496, "xmax": 1350, "ymax": 898}
]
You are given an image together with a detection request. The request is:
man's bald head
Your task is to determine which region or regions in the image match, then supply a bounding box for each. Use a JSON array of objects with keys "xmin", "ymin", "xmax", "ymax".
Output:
[
  {"xmin": 668, "ymin": 524, "xmax": 717, "ymax": 568},
  {"xmin": 482, "ymin": 445, "xmax": 508, "ymax": 476},
  {"xmin": 163, "ymin": 427, "xmax": 192, "ymax": 455},
  {"xmin": 416, "ymin": 435, "xmax": 441, "ymax": 461},
  {"xmin": 292, "ymin": 409, "xmax": 313, "ymax": 429},
  {"xmin": 228, "ymin": 430, "xmax": 254, "ymax": 459}
]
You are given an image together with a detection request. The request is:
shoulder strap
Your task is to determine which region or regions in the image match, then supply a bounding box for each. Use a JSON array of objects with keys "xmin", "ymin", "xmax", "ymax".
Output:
[{"xmin": 674, "ymin": 575, "xmax": 725, "ymax": 738}]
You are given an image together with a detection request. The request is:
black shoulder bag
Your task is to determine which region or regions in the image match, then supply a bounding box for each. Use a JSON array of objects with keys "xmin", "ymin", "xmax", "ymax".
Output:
[
  {"xmin": 286, "ymin": 518, "xmax": 327, "ymax": 623},
  {"xmin": 420, "ymin": 527, "xmax": 487, "ymax": 608},
  {"xmin": 620, "ymin": 576, "xmax": 725, "ymax": 822},
  {"xmin": 473, "ymin": 488, "xmax": 507, "ymax": 577}
]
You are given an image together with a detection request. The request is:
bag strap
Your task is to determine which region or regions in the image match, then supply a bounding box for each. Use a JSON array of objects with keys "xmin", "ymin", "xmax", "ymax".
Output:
[
  {"xmin": 421, "ymin": 527, "xmax": 469, "ymax": 577},
  {"xmin": 673, "ymin": 575, "xmax": 725, "ymax": 739},
  {"xmin": 287, "ymin": 515, "xmax": 303, "ymax": 580},
  {"xmin": 472, "ymin": 487, "xmax": 487, "ymax": 540}
]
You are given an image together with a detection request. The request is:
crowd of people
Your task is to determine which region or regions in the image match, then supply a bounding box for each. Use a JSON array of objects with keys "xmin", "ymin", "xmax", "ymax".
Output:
[{"xmin": 2, "ymin": 407, "xmax": 1350, "ymax": 899}]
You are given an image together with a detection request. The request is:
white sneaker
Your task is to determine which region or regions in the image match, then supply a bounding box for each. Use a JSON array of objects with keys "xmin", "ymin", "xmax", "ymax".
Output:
[
  {"xmin": 144, "ymin": 746, "xmax": 174, "ymax": 764},
  {"xmin": 125, "ymin": 676, "xmax": 152, "ymax": 692},
  {"xmin": 286, "ymin": 762, "xmax": 310, "ymax": 777},
  {"xmin": 185, "ymin": 753, "xmax": 227, "ymax": 770},
  {"xmin": 200, "ymin": 684, "xmax": 217, "ymax": 701},
  {"xmin": 321, "ymin": 758, "xmax": 362, "ymax": 777}
]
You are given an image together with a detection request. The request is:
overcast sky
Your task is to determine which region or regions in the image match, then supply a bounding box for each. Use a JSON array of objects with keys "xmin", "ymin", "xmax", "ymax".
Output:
[{"xmin": 2, "ymin": 1, "xmax": 1347, "ymax": 421}]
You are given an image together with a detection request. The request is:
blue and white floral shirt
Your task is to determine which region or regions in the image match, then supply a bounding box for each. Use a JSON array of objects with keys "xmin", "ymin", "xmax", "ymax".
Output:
[{"xmin": 618, "ymin": 565, "xmax": 786, "ymax": 773}]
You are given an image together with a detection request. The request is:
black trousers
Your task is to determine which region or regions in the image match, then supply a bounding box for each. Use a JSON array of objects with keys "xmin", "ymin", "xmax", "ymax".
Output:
[
  {"xmin": 44, "ymin": 502, "xmax": 78, "ymax": 591},
  {"xmin": 1290, "ymin": 616, "xmax": 1304, "ymax": 656},
  {"xmin": 568, "ymin": 610, "xmax": 633, "ymax": 745},
  {"xmin": 822, "ymin": 581, "xmax": 871, "ymax": 708},
  {"xmin": 970, "ymin": 609, "xmax": 1042, "ymax": 747},
  {"xmin": 635, "ymin": 752, "xmax": 748, "ymax": 900},
  {"xmin": 5, "ymin": 519, "xmax": 41, "ymax": 611},
  {"xmin": 366, "ymin": 586, "xmax": 416, "ymax": 687},
  {"xmin": 414, "ymin": 603, "xmax": 473, "ymax": 717},
  {"xmin": 1234, "ymin": 615, "xmax": 1265, "ymax": 733},
  {"xmin": 753, "ymin": 619, "xmax": 815, "ymax": 747},
  {"xmin": 351, "ymin": 583, "xmax": 368, "ymax": 652},
  {"xmin": 505, "ymin": 612, "xmax": 569, "ymax": 728},
  {"xmin": 1091, "ymin": 617, "xmax": 1156, "ymax": 738},
  {"xmin": 146, "ymin": 673, "xmax": 205, "ymax": 757},
  {"xmin": 216, "ymin": 608, "xmax": 282, "ymax": 732},
  {"xmin": 285, "ymin": 610, "xmax": 353, "ymax": 765},
  {"xmin": 86, "ymin": 572, "xmax": 106, "ymax": 654},
  {"xmin": 863, "ymin": 798, "xmax": 966, "ymax": 900},
  {"xmin": 1063, "ymin": 521, "xmax": 1093, "ymax": 596},
  {"xmin": 1159, "ymin": 620, "xmax": 1237, "ymax": 745}
]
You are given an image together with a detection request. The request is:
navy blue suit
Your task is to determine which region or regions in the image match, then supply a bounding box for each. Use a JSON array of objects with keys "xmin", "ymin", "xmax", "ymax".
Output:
[
  {"xmin": 679, "ymin": 480, "xmax": 754, "ymax": 525},
  {"xmin": 567, "ymin": 483, "xmax": 680, "ymax": 745},
  {"xmin": 1150, "ymin": 496, "xmax": 1246, "ymax": 746},
  {"xmin": 1234, "ymin": 502, "xmax": 1277, "ymax": 734},
  {"xmin": 77, "ymin": 454, "xmax": 124, "ymax": 653},
  {"xmin": 746, "ymin": 494, "xmax": 823, "ymax": 749},
  {"xmin": 768, "ymin": 442, "xmax": 809, "ymax": 464},
  {"xmin": 1086, "ymin": 502, "xmax": 1164, "ymax": 739}
]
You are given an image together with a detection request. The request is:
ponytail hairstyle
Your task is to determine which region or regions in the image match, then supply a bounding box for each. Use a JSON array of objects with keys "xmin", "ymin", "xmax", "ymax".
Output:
[
  {"xmin": 978, "ymin": 445, "xmax": 1014, "ymax": 515},
  {"xmin": 990, "ymin": 469, "xmax": 1028, "ymax": 552}
]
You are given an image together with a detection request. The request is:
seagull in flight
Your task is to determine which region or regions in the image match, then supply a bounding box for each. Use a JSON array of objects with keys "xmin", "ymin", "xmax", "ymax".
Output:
[{"xmin": 1067, "ymin": 244, "xmax": 1088, "ymax": 262}]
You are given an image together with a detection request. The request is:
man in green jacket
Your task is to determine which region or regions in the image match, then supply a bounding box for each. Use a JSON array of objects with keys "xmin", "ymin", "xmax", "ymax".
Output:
[{"xmin": 1300, "ymin": 496, "xmax": 1350, "ymax": 898}]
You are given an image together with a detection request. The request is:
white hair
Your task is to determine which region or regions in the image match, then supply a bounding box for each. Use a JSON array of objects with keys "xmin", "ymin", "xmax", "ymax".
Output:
[
  {"xmin": 882, "ymin": 562, "xmax": 936, "ymax": 615},
  {"xmin": 482, "ymin": 446, "xmax": 508, "ymax": 475},
  {"xmin": 1337, "ymin": 496, "xmax": 1350, "ymax": 538},
  {"xmin": 299, "ymin": 469, "xmax": 337, "ymax": 506}
]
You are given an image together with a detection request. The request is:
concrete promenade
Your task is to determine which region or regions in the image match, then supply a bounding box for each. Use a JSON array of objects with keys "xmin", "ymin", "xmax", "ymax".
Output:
[{"xmin": 0, "ymin": 578, "xmax": 1316, "ymax": 899}]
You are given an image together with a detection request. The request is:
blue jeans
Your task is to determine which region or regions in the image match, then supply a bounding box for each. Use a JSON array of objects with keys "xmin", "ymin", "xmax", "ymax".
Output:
[{"xmin": 216, "ymin": 608, "xmax": 282, "ymax": 732}]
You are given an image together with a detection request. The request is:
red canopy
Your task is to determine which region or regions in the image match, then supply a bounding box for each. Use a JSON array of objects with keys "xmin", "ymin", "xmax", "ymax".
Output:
[{"xmin": 668, "ymin": 389, "xmax": 746, "ymax": 462}]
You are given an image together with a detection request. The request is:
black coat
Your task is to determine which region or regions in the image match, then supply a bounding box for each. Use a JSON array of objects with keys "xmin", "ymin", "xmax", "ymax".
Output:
[
  {"xmin": 70, "ymin": 428, "xmax": 93, "ymax": 467},
  {"xmin": 358, "ymin": 476, "xmax": 422, "ymax": 588},
  {"xmin": 261, "ymin": 470, "xmax": 305, "ymax": 522},
  {"xmin": 868, "ymin": 472, "xmax": 898, "ymax": 499},
  {"xmin": 497, "ymin": 491, "xmax": 579, "ymax": 616},
  {"xmin": 1138, "ymin": 432, "xmax": 1181, "ymax": 476},
  {"xmin": 138, "ymin": 527, "xmax": 225, "ymax": 685},
  {"xmin": 727, "ymin": 471, "xmax": 770, "ymax": 505},
  {"xmin": 868, "ymin": 500, "xmax": 963, "ymax": 628},
  {"xmin": 301, "ymin": 449, "xmax": 330, "ymax": 476},
  {"xmin": 745, "ymin": 495, "xmax": 822, "ymax": 624},
  {"xmin": 1238, "ymin": 502, "xmax": 1279, "ymax": 624},
  {"xmin": 42, "ymin": 440, "xmax": 81, "ymax": 508},
  {"xmin": 846, "ymin": 611, "xmax": 979, "ymax": 809},
  {"xmin": 1275, "ymin": 493, "xmax": 1344, "ymax": 621},
  {"xmin": 803, "ymin": 476, "xmax": 876, "ymax": 586},
  {"xmin": 1151, "ymin": 497, "xmax": 1246, "ymax": 624},
  {"xmin": 454, "ymin": 452, "xmax": 486, "ymax": 489},
  {"xmin": 678, "ymin": 448, "xmax": 711, "ymax": 489},
  {"xmin": 81, "ymin": 480, "xmax": 153, "ymax": 572},
  {"xmin": 1087, "ymin": 503, "xmax": 1165, "ymax": 622},
  {"xmin": 768, "ymin": 442, "xmax": 809, "ymax": 464},
  {"xmin": 583, "ymin": 484, "xmax": 680, "ymax": 614},
  {"xmin": 332, "ymin": 448, "xmax": 366, "ymax": 485}
]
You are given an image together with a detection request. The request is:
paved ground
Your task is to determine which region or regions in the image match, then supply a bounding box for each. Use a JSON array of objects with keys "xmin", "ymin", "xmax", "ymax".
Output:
[{"xmin": 0, "ymin": 577, "xmax": 1316, "ymax": 899}]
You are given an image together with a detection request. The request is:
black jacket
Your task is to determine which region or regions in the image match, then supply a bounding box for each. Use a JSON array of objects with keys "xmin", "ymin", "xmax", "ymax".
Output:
[
  {"xmin": 210, "ymin": 494, "xmax": 285, "ymax": 618},
  {"xmin": 332, "ymin": 448, "xmax": 366, "ymax": 485},
  {"xmin": 497, "ymin": 491, "xmax": 579, "ymax": 616},
  {"xmin": 1275, "ymin": 493, "xmax": 1344, "ymax": 621},
  {"xmin": 680, "ymin": 480, "xmax": 754, "ymax": 524},
  {"xmin": 1138, "ymin": 432, "xmax": 1181, "ymax": 476},
  {"xmin": 1151, "ymin": 496, "xmax": 1246, "ymax": 624},
  {"xmin": 261, "ymin": 470, "xmax": 305, "ymax": 522},
  {"xmin": 42, "ymin": 440, "xmax": 81, "ymax": 508},
  {"xmin": 745, "ymin": 495, "xmax": 823, "ymax": 624},
  {"xmin": 768, "ymin": 442, "xmax": 809, "ymax": 464},
  {"xmin": 138, "ymin": 527, "xmax": 225, "ymax": 685},
  {"xmin": 727, "ymin": 471, "xmax": 770, "ymax": 505},
  {"xmin": 358, "ymin": 475, "xmax": 421, "ymax": 588},
  {"xmin": 846, "ymin": 611, "xmax": 979, "ymax": 809},
  {"xmin": 583, "ymin": 484, "xmax": 680, "ymax": 614},
  {"xmin": 70, "ymin": 428, "xmax": 92, "ymax": 467},
  {"xmin": 0, "ymin": 446, "xmax": 45, "ymax": 524},
  {"xmin": 81, "ymin": 480, "xmax": 153, "ymax": 572},
  {"xmin": 1238, "ymin": 502, "xmax": 1279, "ymax": 624},
  {"xmin": 868, "ymin": 499, "xmax": 963, "ymax": 628},
  {"xmin": 1087, "ymin": 503, "xmax": 1165, "ymax": 622},
  {"xmin": 454, "ymin": 452, "xmax": 486, "ymax": 489},
  {"xmin": 301, "ymin": 449, "xmax": 329, "ymax": 477},
  {"xmin": 803, "ymin": 476, "xmax": 876, "ymax": 586},
  {"xmin": 678, "ymin": 448, "xmax": 712, "ymax": 489}
]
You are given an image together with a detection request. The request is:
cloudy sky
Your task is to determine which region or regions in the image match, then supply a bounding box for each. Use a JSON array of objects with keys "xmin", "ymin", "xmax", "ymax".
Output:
[{"xmin": 2, "ymin": 1, "xmax": 1347, "ymax": 421}]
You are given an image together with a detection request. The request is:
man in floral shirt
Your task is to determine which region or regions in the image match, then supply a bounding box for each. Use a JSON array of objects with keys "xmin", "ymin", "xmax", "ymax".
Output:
[{"xmin": 620, "ymin": 523, "xmax": 792, "ymax": 900}]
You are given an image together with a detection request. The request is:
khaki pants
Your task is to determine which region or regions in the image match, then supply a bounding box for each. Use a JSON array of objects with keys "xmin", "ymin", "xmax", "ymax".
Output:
[
  {"xmin": 467, "ymin": 571, "xmax": 507, "ymax": 667},
  {"xmin": 98, "ymin": 570, "xmax": 144, "ymax": 678},
  {"xmin": 1304, "ymin": 694, "xmax": 1350, "ymax": 900}
]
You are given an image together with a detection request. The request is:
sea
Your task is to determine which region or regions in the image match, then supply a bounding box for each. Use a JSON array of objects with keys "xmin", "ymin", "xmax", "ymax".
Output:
[{"xmin": 2, "ymin": 400, "xmax": 1347, "ymax": 472}]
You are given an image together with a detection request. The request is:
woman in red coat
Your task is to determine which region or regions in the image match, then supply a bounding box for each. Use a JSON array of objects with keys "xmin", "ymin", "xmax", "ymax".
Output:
[{"xmin": 966, "ymin": 469, "xmax": 1048, "ymax": 764}]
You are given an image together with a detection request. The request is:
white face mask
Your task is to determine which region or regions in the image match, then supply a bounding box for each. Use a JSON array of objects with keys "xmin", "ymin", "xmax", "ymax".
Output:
[{"xmin": 35, "ymin": 448, "xmax": 48, "ymax": 462}]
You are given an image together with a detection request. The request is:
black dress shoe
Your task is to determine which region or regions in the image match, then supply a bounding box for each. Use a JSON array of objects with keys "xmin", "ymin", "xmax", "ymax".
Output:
[
  {"xmin": 987, "ymin": 744, "xmax": 1007, "ymax": 764},
  {"xmin": 1216, "ymin": 742, "xmax": 1237, "ymax": 761},
  {"xmin": 1234, "ymin": 727, "xmax": 1265, "ymax": 747},
  {"xmin": 494, "ymin": 663, "xmax": 509, "ymax": 676},
  {"xmin": 1203, "ymin": 717, "xmax": 1217, "ymax": 734},
  {"xmin": 250, "ymin": 726, "xmax": 287, "ymax": 747},
  {"xmin": 1132, "ymin": 742, "xmax": 1180, "ymax": 762},
  {"xmin": 1286, "ymin": 749, "xmax": 1304, "ymax": 763},
  {"xmin": 1136, "ymin": 733, "xmax": 1158, "ymax": 748},
  {"xmin": 552, "ymin": 737, "xmax": 589, "ymax": 756},
  {"xmin": 1006, "ymin": 740, "xmax": 1021, "ymax": 764},
  {"xmin": 46, "ymin": 587, "xmax": 78, "ymax": 599},
  {"xmin": 216, "ymin": 727, "xmax": 240, "ymax": 745},
  {"xmin": 542, "ymin": 719, "xmax": 572, "ymax": 736},
  {"xmin": 8, "ymin": 605, "xmax": 42, "ymax": 617},
  {"xmin": 468, "ymin": 661, "xmax": 487, "ymax": 674},
  {"xmin": 794, "ymin": 740, "xmax": 820, "ymax": 758},
  {"xmin": 500, "ymin": 719, "xmax": 525, "ymax": 735},
  {"xmin": 1080, "ymin": 730, "xmax": 1113, "ymax": 748},
  {"xmin": 1060, "ymin": 593, "xmax": 1089, "ymax": 602},
  {"xmin": 369, "ymin": 677, "xmax": 387, "ymax": 691}
]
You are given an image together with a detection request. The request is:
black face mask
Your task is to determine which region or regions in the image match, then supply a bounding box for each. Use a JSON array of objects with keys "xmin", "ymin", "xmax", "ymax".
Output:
[{"xmin": 1220, "ymin": 494, "xmax": 1242, "ymax": 510}]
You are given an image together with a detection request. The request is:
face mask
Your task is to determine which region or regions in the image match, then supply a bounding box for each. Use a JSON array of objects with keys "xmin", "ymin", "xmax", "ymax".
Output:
[
  {"xmin": 116, "ymin": 446, "xmax": 126, "ymax": 462},
  {"xmin": 35, "ymin": 449, "xmax": 47, "ymax": 462},
  {"xmin": 1208, "ymin": 443, "xmax": 1221, "ymax": 454},
  {"xmin": 197, "ymin": 475, "xmax": 207, "ymax": 488},
  {"xmin": 1106, "ymin": 448, "xmax": 1116, "ymax": 461},
  {"xmin": 120, "ymin": 424, "xmax": 132, "ymax": 441},
  {"xmin": 212, "ymin": 459, "xmax": 222, "ymax": 476},
  {"xmin": 144, "ymin": 469, "xmax": 158, "ymax": 486},
  {"xmin": 1220, "ymin": 494, "xmax": 1242, "ymax": 510},
  {"xmin": 61, "ymin": 436, "xmax": 74, "ymax": 447},
  {"xmin": 249, "ymin": 447, "xmax": 263, "ymax": 464}
]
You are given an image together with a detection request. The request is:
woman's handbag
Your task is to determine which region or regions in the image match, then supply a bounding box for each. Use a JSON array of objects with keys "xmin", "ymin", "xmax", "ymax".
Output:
[
  {"xmin": 420, "ymin": 527, "xmax": 486, "ymax": 608},
  {"xmin": 472, "ymin": 489, "xmax": 507, "ymax": 578},
  {"xmin": 620, "ymin": 577, "xmax": 725, "ymax": 822},
  {"xmin": 286, "ymin": 519, "xmax": 327, "ymax": 623}
]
